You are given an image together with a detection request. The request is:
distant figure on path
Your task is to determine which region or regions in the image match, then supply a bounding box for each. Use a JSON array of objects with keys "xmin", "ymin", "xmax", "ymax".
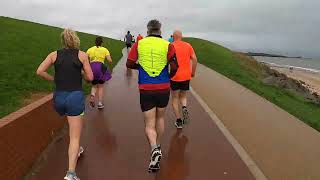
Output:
[
  {"xmin": 86, "ymin": 36, "xmax": 113, "ymax": 109},
  {"xmin": 137, "ymin": 34, "xmax": 143, "ymax": 42},
  {"xmin": 36, "ymin": 29, "xmax": 93, "ymax": 180},
  {"xmin": 132, "ymin": 35, "xmax": 136, "ymax": 43},
  {"xmin": 168, "ymin": 35, "xmax": 174, "ymax": 43},
  {"xmin": 124, "ymin": 31, "xmax": 133, "ymax": 53},
  {"xmin": 126, "ymin": 19, "xmax": 178, "ymax": 173},
  {"xmin": 170, "ymin": 30, "xmax": 198, "ymax": 129}
]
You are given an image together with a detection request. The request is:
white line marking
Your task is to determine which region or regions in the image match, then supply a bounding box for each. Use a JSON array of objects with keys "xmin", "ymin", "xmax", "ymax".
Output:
[{"xmin": 190, "ymin": 87, "xmax": 268, "ymax": 180}]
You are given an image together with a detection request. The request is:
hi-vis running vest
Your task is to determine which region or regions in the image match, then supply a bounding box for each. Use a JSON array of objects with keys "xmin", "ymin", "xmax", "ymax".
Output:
[{"xmin": 138, "ymin": 37, "xmax": 169, "ymax": 77}]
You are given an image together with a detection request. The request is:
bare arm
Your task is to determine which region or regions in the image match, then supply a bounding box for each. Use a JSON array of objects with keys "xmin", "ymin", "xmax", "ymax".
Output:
[
  {"xmin": 36, "ymin": 52, "xmax": 55, "ymax": 81},
  {"xmin": 79, "ymin": 51, "xmax": 94, "ymax": 81},
  {"xmin": 126, "ymin": 60, "xmax": 140, "ymax": 69},
  {"xmin": 191, "ymin": 53, "xmax": 198, "ymax": 77},
  {"xmin": 167, "ymin": 44, "xmax": 178, "ymax": 78},
  {"xmin": 106, "ymin": 55, "xmax": 113, "ymax": 64},
  {"xmin": 126, "ymin": 43, "xmax": 140, "ymax": 69}
]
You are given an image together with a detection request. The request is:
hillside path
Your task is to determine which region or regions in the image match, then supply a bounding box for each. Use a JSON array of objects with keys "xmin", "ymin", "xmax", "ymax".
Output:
[{"xmin": 27, "ymin": 50, "xmax": 254, "ymax": 180}]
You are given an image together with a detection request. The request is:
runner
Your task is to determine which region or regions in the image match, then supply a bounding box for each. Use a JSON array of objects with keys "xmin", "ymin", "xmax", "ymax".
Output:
[
  {"xmin": 124, "ymin": 31, "xmax": 133, "ymax": 53},
  {"xmin": 168, "ymin": 35, "xmax": 174, "ymax": 43},
  {"xmin": 36, "ymin": 29, "xmax": 93, "ymax": 180},
  {"xmin": 132, "ymin": 35, "xmax": 136, "ymax": 44},
  {"xmin": 137, "ymin": 34, "xmax": 143, "ymax": 42},
  {"xmin": 170, "ymin": 30, "xmax": 198, "ymax": 129},
  {"xmin": 86, "ymin": 36, "xmax": 113, "ymax": 109},
  {"xmin": 126, "ymin": 19, "xmax": 178, "ymax": 173}
]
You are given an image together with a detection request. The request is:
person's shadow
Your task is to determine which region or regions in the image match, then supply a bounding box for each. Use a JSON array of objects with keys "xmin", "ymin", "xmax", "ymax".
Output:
[{"xmin": 157, "ymin": 130, "xmax": 190, "ymax": 180}]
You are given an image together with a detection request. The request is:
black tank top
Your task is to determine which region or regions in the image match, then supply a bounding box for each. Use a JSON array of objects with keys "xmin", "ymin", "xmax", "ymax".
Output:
[{"xmin": 54, "ymin": 48, "xmax": 83, "ymax": 91}]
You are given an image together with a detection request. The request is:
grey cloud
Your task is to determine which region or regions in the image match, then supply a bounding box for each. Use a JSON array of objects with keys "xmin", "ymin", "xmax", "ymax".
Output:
[{"xmin": 1, "ymin": 0, "xmax": 319, "ymax": 58}]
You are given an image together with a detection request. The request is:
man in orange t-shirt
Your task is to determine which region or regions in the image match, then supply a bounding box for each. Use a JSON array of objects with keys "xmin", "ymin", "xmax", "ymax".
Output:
[{"xmin": 170, "ymin": 30, "xmax": 198, "ymax": 129}]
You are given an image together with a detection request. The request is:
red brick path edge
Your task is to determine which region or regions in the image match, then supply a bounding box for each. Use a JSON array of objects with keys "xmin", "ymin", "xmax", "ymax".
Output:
[{"xmin": 0, "ymin": 94, "xmax": 66, "ymax": 180}]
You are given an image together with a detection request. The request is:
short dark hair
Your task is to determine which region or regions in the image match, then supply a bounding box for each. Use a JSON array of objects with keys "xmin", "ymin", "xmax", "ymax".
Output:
[
  {"xmin": 147, "ymin": 19, "xmax": 161, "ymax": 34},
  {"xmin": 95, "ymin": 36, "xmax": 103, "ymax": 46},
  {"xmin": 127, "ymin": 31, "xmax": 130, "ymax": 34}
]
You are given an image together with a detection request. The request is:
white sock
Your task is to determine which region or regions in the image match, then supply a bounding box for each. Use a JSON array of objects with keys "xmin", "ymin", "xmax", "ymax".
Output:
[{"xmin": 151, "ymin": 144, "xmax": 158, "ymax": 152}]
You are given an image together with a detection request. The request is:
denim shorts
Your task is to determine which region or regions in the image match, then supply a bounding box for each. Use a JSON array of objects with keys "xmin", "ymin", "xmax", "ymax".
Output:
[{"xmin": 53, "ymin": 91, "xmax": 85, "ymax": 116}]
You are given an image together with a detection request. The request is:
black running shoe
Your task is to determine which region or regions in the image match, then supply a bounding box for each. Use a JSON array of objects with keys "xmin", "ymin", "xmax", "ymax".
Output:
[
  {"xmin": 182, "ymin": 107, "xmax": 190, "ymax": 125},
  {"xmin": 175, "ymin": 119, "xmax": 184, "ymax": 129},
  {"xmin": 148, "ymin": 147, "xmax": 162, "ymax": 173}
]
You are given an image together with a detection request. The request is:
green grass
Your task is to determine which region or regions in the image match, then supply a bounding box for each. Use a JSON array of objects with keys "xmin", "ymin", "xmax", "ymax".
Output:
[
  {"xmin": 184, "ymin": 37, "xmax": 320, "ymax": 131},
  {"xmin": 0, "ymin": 17, "xmax": 124, "ymax": 118}
]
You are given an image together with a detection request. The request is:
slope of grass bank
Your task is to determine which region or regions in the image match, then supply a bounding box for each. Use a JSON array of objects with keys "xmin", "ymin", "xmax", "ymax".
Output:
[
  {"xmin": 185, "ymin": 37, "xmax": 320, "ymax": 131},
  {"xmin": 0, "ymin": 17, "xmax": 124, "ymax": 118}
]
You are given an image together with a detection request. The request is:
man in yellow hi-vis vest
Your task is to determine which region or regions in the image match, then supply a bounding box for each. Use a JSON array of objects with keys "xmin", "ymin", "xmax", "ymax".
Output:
[{"xmin": 127, "ymin": 19, "xmax": 178, "ymax": 173}]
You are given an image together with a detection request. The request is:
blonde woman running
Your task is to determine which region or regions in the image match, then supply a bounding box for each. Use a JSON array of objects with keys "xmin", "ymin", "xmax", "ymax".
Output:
[{"xmin": 36, "ymin": 29, "xmax": 93, "ymax": 180}]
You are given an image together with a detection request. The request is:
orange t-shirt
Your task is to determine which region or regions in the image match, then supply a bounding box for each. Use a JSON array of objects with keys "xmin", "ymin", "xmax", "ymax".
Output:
[
  {"xmin": 171, "ymin": 40, "xmax": 195, "ymax": 81},
  {"xmin": 137, "ymin": 35, "xmax": 143, "ymax": 42}
]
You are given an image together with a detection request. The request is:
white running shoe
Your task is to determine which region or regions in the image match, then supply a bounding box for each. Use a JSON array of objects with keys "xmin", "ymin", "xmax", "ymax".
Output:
[
  {"xmin": 148, "ymin": 147, "xmax": 162, "ymax": 173},
  {"xmin": 64, "ymin": 173, "xmax": 80, "ymax": 180},
  {"xmin": 97, "ymin": 102, "xmax": 104, "ymax": 109}
]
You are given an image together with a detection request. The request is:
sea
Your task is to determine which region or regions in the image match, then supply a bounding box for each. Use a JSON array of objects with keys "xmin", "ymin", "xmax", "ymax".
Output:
[{"xmin": 253, "ymin": 56, "xmax": 320, "ymax": 73}]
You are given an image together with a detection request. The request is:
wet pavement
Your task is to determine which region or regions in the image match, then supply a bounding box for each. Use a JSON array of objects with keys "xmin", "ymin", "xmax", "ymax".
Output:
[
  {"xmin": 192, "ymin": 63, "xmax": 320, "ymax": 179},
  {"xmin": 27, "ymin": 50, "xmax": 254, "ymax": 180}
]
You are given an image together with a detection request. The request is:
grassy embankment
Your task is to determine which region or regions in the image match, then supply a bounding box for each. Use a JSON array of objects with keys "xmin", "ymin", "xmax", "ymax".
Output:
[
  {"xmin": 185, "ymin": 38, "xmax": 320, "ymax": 131},
  {"xmin": 0, "ymin": 17, "xmax": 124, "ymax": 118}
]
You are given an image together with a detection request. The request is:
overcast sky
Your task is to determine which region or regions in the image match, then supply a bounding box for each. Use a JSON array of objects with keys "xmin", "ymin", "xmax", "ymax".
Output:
[{"xmin": 1, "ymin": 0, "xmax": 319, "ymax": 58}]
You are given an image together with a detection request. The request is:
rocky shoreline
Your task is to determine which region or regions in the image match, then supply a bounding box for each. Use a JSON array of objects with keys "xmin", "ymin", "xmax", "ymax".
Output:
[
  {"xmin": 236, "ymin": 53, "xmax": 320, "ymax": 104},
  {"xmin": 261, "ymin": 63, "xmax": 320, "ymax": 104}
]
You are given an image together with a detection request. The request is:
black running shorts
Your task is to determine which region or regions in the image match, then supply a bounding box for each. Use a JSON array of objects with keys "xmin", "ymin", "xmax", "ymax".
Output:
[
  {"xmin": 140, "ymin": 90, "xmax": 170, "ymax": 112},
  {"xmin": 91, "ymin": 80, "xmax": 105, "ymax": 85},
  {"xmin": 126, "ymin": 43, "xmax": 132, "ymax": 48},
  {"xmin": 170, "ymin": 80, "xmax": 190, "ymax": 91}
]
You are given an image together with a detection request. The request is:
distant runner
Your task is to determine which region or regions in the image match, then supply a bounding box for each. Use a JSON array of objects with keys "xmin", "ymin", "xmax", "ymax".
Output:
[
  {"xmin": 86, "ymin": 37, "xmax": 113, "ymax": 109},
  {"xmin": 137, "ymin": 34, "xmax": 143, "ymax": 42},
  {"xmin": 170, "ymin": 30, "xmax": 198, "ymax": 129},
  {"xmin": 124, "ymin": 31, "xmax": 133, "ymax": 53},
  {"xmin": 126, "ymin": 20, "xmax": 178, "ymax": 173},
  {"xmin": 132, "ymin": 35, "xmax": 136, "ymax": 44},
  {"xmin": 168, "ymin": 35, "xmax": 174, "ymax": 43},
  {"xmin": 36, "ymin": 29, "xmax": 93, "ymax": 180}
]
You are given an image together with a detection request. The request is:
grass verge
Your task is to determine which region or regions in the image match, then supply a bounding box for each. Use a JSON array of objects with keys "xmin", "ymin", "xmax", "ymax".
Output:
[
  {"xmin": 0, "ymin": 17, "xmax": 124, "ymax": 118},
  {"xmin": 185, "ymin": 37, "xmax": 320, "ymax": 131}
]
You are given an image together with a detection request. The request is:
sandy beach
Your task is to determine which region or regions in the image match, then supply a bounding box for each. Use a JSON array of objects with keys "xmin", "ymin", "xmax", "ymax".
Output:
[{"xmin": 269, "ymin": 65, "xmax": 320, "ymax": 95}]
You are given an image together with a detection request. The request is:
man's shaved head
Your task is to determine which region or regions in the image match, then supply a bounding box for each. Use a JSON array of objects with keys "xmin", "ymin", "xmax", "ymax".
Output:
[{"xmin": 173, "ymin": 30, "xmax": 182, "ymax": 41}]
